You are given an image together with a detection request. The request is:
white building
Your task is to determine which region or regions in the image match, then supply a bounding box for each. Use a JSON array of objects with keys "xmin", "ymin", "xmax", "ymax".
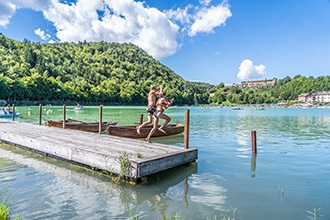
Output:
[
  {"xmin": 316, "ymin": 91, "xmax": 330, "ymax": 103},
  {"xmin": 298, "ymin": 91, "xmax": 330, "ymax": 103}
]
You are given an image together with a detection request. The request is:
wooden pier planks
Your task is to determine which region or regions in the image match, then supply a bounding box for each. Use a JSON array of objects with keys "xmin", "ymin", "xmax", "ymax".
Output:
[{"xmin": 0, "ymin": 119, "xmax": 198, "ymax": 179}]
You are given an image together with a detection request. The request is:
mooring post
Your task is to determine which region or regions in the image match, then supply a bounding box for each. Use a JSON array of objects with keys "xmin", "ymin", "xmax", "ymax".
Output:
[
  {"xmin": 251, "ymin": 130, "xmax": 257, "ymax": 154},
  {"xmin": 12, "ymin": 104, "xmax": 15, "ymax": 121},
  {"xmin": 38, "ymin": 104, "xmax": 42, "ymax": 125},
  {"xmin": 184, "ymin": 109, "xmax": 190, "ymax": 149},
  {"xmin": 62, "ymin": 105, "xmax": 66, "ymax": 129},
  {"xmin": 139, "ymin": 114, "xmax": 143, "ymax": 125},
  {"xmin": 99, "ymin": 105, "xmax": 103, "ymax": 134}
]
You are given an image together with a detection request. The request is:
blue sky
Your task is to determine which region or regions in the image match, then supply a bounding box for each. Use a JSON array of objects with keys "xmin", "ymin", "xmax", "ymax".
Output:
[{"xmin": 1, "ymin": 0, "xmax": 330, "ymax": 85}]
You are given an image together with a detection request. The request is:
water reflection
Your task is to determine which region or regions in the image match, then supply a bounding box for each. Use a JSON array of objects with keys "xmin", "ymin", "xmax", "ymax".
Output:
[
  {"xmin": 250, "ymin": 154, "xmax": 257, "ymax": 178},
  {"xmin": 0, "ymin": 144, "xmax": 197, "ymax": 219},
  {"xmin": 189, "ymin": 174, "xmax": 227, "ymax": 211},
  {"xmin": 151, "ymin": 134, "xmax": 184, "ymax": 146},
  {"xmin": 5, "ymin": 106, "xmax": 330, "ymax": 219}
]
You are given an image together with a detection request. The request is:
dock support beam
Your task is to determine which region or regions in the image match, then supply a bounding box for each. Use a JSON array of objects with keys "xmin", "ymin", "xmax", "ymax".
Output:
[
  {"xmin": 39, "ymin": 104, "xmax": 42, "ymax": 125},
  {"xmin": 184, "ymin": 110, "xmax": 190, "ymax": 149},
  {"xmin": 251, "ymin": 130, "xmax": 257, "ymax": 154},
  {"xmin": 63, "ymin": 105, "xmax": 66, "ymax": 129},
  {"xmin": 99, "ymin": 105, "xmax": 103, "ymax": 134},
  {"xmin": 12, "ymin": 104, "xmax": 15, "ymax": 121},
  {"xmin": 139, "ymin": 114, "xmax": 143, "ymax": 125}
]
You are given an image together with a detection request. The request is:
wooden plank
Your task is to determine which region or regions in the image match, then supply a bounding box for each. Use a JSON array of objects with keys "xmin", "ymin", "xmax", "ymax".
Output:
[
  {"xmin": 0, "ymin": 119, "xmax": 198, "ymax": 180},
  {"xmin": 133, "ymin": 149, "xmax": 198, "ymax": 177}
]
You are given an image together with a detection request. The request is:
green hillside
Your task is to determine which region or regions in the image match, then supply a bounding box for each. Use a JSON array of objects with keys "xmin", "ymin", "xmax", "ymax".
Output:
[
  {"xmin": 1, "ymin": 33, "xmax": 329, "ymax": 106},
  {"xmin": 0, "ymin": 34, "xmax": 211, "ymax": 105}
]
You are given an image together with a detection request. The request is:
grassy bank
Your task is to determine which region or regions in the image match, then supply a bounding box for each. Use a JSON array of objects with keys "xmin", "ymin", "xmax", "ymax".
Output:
[{"xmin": 0, "ymin": 200, "xmax": 21, "ymax": 220}]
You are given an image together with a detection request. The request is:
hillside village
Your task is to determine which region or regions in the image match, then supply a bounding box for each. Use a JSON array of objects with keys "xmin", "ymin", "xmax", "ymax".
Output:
[
  {"xmin": 298, "ymin": 91, "xmax": 330, "ymax": 103},
  {"xmin": 233, "ymin": 77, "xmax": 330, "ymax": 106},
  {"xmin": 233, "ymin": 78, "xmax": 277, "ymax": 88}
]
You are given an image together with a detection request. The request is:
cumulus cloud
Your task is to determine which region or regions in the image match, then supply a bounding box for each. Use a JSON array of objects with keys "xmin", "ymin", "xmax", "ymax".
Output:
[
  {"xmin": 0, "ymin": 0, "xmax": 232, "ymax": 60},
  {"xmin": 200, "ymin": 0, "xmax": 212, "ymax": 6},
  {"xmin": 237, "ymin": 59, "xmax": 266, "ymax": 80},
  {"xmin": 188, "ymin": 3, "xmax": 231, "ymax": 36},
  {"xmin": 167, "ymin": 0, "xmax": 231, "ymax": 37},
  {"xmin": 0, "ymin": 1, "xmax": 16, "ymax": 26},
  {"xmin": 34, "ymin": 28, "xmax": 51, "ymax": 41},
  {"xmin": 40, "ymin": 0, "xmax": 179, "ymax": 59}
]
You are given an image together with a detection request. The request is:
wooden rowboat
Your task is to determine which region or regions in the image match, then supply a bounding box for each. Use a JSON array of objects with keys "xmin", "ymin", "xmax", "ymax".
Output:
[
  {"xmin": 107, "ymin": 124, "xmax": 184, "ymax": 138},
  {"xmin": 45, "ymin": 119, "xmax": 117, "ymax": 133}
]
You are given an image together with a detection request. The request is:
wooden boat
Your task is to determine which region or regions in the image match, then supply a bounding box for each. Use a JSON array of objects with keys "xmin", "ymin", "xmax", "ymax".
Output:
[
  {"xmin": 107, "ymin": 124, "xmax": 185, "ymax": 138},
  {"xmin": 45, "ymin": 119, "xmax": 117, "ymax": 133}
]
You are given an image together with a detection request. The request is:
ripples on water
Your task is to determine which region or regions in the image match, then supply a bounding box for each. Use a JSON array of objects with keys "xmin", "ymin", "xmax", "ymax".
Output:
[{"xmin": 1, "ymin": 106, "xmax": 330, "ymax": 219}]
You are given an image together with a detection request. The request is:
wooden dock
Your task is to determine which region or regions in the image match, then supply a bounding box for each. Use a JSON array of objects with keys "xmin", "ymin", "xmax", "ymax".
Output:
[
  {"xmin": 0, "ymin": 145, "xmax": 197, "ymax": 203},
  {"xmin": 0, "ymin": 119, "xmax": 198, "ymax": 180}
]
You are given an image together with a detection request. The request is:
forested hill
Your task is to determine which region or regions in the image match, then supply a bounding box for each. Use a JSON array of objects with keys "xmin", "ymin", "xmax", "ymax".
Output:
[
  {"xmin": 0, "ymin": 34, "xmax": 211, "ymax": 105},
  {"xmin": 1, "ymin": 34, "xmax": 329, "ymax": 106}
]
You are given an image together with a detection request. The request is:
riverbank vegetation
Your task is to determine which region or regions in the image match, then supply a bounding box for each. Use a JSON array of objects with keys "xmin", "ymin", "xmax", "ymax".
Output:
[
  {"xmin": 0, "ymin": 34, "xmax": 329, "ymax": 106},
  {"xmin": 0, "ymin": 200, "xmax": 21, "ymax": 220}
]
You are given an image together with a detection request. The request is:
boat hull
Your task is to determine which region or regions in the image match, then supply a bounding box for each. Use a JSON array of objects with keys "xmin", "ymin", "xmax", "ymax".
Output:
[
  {"xmin": 107, "ymin": 124, "xmax": 184, "ymax": 138},
  {"xmin": 45, "ymin": 119, "xmax": 117, "ymax": 133}
]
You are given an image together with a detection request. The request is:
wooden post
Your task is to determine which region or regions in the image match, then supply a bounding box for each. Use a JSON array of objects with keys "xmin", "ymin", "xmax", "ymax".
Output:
[
  {"xmin": 99, "ymin": 105, "xmax": 103, "ymax": 134},
  {"xmin": 184, "ymin": 109, "xmax": 190, "ymax": 149},
  {"xmin": 251, "ymin": 130, "xmax": 257, "ymax": 154},
  {"xmin": 139, "ymin": 114, "xmax": 143, "ymax": 125},
  {"xmin": 62, "ymin": 105, "xmax": 66, "ymax": 129},
  {"xmin": 38, "ymin": 104, "xmax": 42, "ymax": 125},
  {"xmin": 12, "ymin": 104, "xmax": 15, "ymax": 121}
]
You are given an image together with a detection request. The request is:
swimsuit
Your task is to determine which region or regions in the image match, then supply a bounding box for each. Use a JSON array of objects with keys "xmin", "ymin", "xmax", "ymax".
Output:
[
  {"xmin": 153, "ymin": 109, "xmax": 162, "ymax": 117},
  {"xmin": 156, "ymin": 101, "xmax": 166, "ymax": 109},
  {"xmin": 153, "ymin": 100, "xmax": 167, "ymax": 117},
  {"xmin": 146, "ymin": 104, "xmax": 156, "ymax": 116}
]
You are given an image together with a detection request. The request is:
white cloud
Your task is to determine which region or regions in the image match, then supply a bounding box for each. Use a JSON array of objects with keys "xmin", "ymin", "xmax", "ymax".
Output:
[
  {"xmin": 167, "ymin": 1, "xmax": 231, "ymax": 37},
  {"xmin": 199, "ymin": 0, "xmax": 212, "ymax": 6},
  {"xmin": 39, "ymin": 0, "xmax": 179, "ymax": 59},
  {"xmin": 0, "ymin": 0, "xmax": 232, "ymax": 60},
  {"xmin": 166, "ymin": 5, "xmax": 193, "ymax": 26},
  {"xmin": 189, "ymin": 2, "xmax": 232, "ymax": 36},
  {"xmin": 0, "ymin": 1, "xmax": 16, "ymax": 26},
  {"xmin": 34, "ymin": 28, "xmax": 51, "ymax": 41},
  {"xmin": 237, "ymin": 59, "xmax": 266, "ymax": 80}
]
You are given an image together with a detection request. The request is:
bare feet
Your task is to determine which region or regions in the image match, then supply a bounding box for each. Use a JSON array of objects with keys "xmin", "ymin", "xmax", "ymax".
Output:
[
  {"xmin": 158, "ymin": 127, "xmax": 166, "ymax": 134},
  {"xmin": 136, "ymin": 126, "xmax": 141, "ymax": 134},
  {"xmin": 144, "ymin": 139, "xmax": 152, "ymax": 143}
]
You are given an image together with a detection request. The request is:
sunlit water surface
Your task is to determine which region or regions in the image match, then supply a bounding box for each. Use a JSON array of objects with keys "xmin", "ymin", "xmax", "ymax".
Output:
[{"xmin": 1, "ymin": 106, "xmax": 329, "ymax": 219}]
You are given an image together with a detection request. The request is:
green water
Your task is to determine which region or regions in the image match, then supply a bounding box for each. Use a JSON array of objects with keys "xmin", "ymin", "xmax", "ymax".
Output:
[{"xmin": 1, "ymin": 106, "xmax": 330, "ymax": 219}]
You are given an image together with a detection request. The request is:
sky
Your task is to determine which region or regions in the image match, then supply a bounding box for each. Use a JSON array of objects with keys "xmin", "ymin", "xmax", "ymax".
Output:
[{"xmin": 1, "ymin": 0, "xmax": 330, "ymax": 85}]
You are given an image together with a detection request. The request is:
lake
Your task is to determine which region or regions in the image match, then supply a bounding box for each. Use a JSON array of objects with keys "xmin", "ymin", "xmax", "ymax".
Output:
[{"xmin": 0, "ymin": 105, "xmax": 329, "ymax": 219}]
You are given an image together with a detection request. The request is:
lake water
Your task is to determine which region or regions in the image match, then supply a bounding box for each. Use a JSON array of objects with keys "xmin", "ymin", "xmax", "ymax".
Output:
[{"xmin": 0, "ymin": 106, "xmax": 329, "ymax": 220}]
